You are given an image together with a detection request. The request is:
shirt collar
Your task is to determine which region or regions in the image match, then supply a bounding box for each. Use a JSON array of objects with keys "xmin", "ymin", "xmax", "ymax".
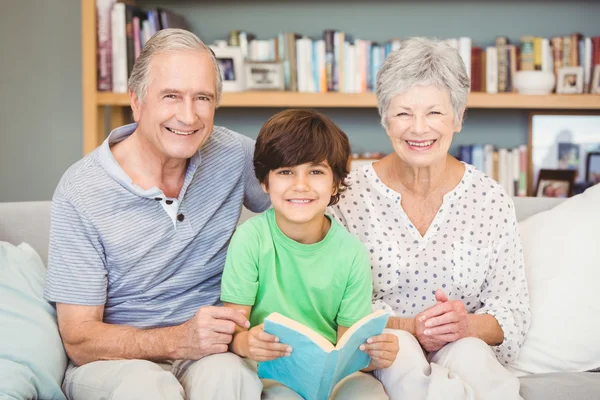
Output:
[{"xmin": 98, "ymin": 122, "xmax": 202, "ymax": 199}]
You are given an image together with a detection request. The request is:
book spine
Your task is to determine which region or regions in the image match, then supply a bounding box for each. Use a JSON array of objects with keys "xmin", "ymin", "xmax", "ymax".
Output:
[
  {"xmin": 459, "ymin": 37, "xmax": 472, "ymax": 80},
  {"xmin": 133, "ymin": 16, "xmax": 141, "ymax": 60},
  {"xmin": 96, "ymin": 0, "xmax": 115, "ymax": 91},
  {"xmin": 562, "ymin": 36, "xmax": 572, "ymax": 67},
  {"xmin": 571, "ymin": 33, "xmax": 582, "ymax": 67},
  {"xmin": 324, "ymin": 30, "xmax": 335, "ymax": 92},
  {"xmin": 592, "ymin": 37, "xmax": 600, "ymax": 66},
  {"xmin": 125, "ymin": 5, "xmax": 136, "ymax": 78},
  {"xmin": 551, "ymin": 36, "xmax": 563, "ymax": 78},
  {"xmin": 111, "ymin": 3, "xmax": 128, "ymax": 93},
  {"xmin": 520, "ymin": 36, "xmax": 535, "ymax": 71},
  {"xmin": 495, "ymin": 36, "xmax": 508, "ymax": 92},
  {"xmin": 471, "ymin": 47, "xmax": 481, "ymax": 92},
  {"xmin": 366, "ymin": 41, "xmax": 373, "ymax": 92},
  {"xmin": 584, "ymin": 37, "xmax": 592, "ymax": 92},
  {"xmin": 518, "ymin": 145, "xmax": 528, "ymax": 197},
  {"xmin": 485, "ymin": 47, "xmax": 498, "ymax": 94},
  {"xmin": 541, "ymin": 38, "xmax": 553, "ymax": 73}
]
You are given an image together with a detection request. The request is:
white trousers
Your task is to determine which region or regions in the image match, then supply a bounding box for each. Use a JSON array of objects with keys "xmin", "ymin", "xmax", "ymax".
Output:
[
  {"xmin": 374, "ymin": 329, "xmax": 523, "ymax": 400},
  {"xmin": 62, "ymin": 352, "xmax": 388, "ymax": 399}
]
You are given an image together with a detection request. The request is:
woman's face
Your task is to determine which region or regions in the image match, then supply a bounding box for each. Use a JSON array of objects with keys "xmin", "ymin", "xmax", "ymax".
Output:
[{"xmin": 385, "ymin": 85, "xmax": 463, "ymax": 168}]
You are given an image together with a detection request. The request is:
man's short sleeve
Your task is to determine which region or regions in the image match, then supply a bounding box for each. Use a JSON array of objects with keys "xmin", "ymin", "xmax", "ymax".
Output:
[
  {"xmin": 239, "ymin": 135, "xmax": 270, "ymax": 213},
  {"xmin": 44, "ymin": 192, "xmax": 108, "ymax": 306},
  {"xmin": 220, "ymin": 222, "xmax": 260, "ymax": 306}
]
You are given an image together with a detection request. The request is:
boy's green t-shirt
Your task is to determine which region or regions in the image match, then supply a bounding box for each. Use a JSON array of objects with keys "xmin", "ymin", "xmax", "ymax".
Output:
[{"xmin": 220, "ymin": 208, "xmax": 373, "ymax": 344}]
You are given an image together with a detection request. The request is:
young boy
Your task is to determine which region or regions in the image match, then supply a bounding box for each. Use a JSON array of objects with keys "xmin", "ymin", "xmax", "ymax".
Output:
[{"xmin": 220, "ymin": 109, "xmax": 398, "ymax": 397}]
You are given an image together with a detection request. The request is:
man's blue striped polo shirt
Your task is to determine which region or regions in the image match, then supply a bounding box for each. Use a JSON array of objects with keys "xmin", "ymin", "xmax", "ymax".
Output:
[{"xmin": 44, "ymin": 123, "xmax": 270, "ymax": 328}]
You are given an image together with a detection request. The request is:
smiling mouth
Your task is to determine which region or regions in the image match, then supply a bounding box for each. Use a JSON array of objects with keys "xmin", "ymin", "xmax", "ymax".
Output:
[
  {"xmin": 166, "ymin": 127, "xmax": 199, "ymax": 136},
  {"xmin": 406, "ymin": 140, "xmax": 436, "ymax": 147},
  {"xmin": 287, "ymin": 199, "xmax": 314, "ymax": 204}
]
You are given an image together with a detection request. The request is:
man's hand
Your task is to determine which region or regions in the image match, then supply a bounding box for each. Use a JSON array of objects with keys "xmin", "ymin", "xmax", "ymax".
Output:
[
  {"xmin": 417, "ymin": 289, "xmax": 470, "ymax": 349},
  {"xmin": 360, "ymin": 333, "xmax": 399, "ymax": 371},
  {"xmin": 240, "ymin": 324, "xmax": 292, "ymax": 362},
  {"xmin": 178, "ymin": 306, "xmax": 251, "ymax": 359}
]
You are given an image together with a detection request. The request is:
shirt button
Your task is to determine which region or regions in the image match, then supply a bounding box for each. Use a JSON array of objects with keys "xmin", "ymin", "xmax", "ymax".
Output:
[
  {"xmin": 154, "ymin": 197, "xmax": 162, "ymax": 201},
  {"xmin": 166, "ymin": 200, "xmax": 174, "ymax": 205},
  {"xmin": 177, "ymin": 213, "xmax": 185, "ymax": 222}
]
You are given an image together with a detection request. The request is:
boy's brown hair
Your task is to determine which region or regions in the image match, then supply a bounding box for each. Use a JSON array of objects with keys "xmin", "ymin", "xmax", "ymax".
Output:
[{"xmin": 253, "ymin": 109, "xmax": 350, "ymax": 206}]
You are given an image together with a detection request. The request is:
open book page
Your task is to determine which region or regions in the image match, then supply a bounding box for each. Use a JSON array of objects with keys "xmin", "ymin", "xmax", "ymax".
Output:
[
  {"xmin": 265, "ymin": 312, "xmax": 334, "ymax": 351},
  {"xmin": 258, "ymin": 316, "xmax": 330, "ymax": 399},
  {"xmin": 331, "ymin": 311, "xmax": 390, "ymax": 391}
]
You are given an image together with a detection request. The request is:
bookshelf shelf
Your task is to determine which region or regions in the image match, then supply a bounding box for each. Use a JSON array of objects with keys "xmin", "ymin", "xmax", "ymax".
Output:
[
  {"xmin": 97, "ymin": 91, "xmax": 600, "ymax": 109},
  {"xmin": 83, "ymin": 0, "xmax": 600, "ymax": 155}
]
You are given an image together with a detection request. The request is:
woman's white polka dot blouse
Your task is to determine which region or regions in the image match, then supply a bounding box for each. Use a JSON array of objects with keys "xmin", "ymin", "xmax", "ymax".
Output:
[{"xmin": 328, "ymin": 162, "xmax": 531, "ymax": 365}]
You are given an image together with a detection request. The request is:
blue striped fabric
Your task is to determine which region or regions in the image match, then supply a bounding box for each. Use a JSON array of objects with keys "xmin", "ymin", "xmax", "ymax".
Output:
[{"xmin": 43, "ymin": 123, "xmax": 270, "ymax": 329}]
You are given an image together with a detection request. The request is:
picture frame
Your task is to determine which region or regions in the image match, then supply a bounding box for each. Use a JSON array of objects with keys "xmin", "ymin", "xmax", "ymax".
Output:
[
  {"xmin": 244, "ymin": 61, "xmax": 285, "ymax": 91},
  {"xmin": 528, "ymin": 112, "xmax": 600, "ymax": 195},
  {"xmin": 591, "ymin": 65, "xmax": 600, "ymax": 95},
  {"xmin": 209, "ymin": 44, "xmax": 245, "ymax": 92},
  {"xmin": 586, "ymin": 152, "xmax": 600, "ymax": 185},
  {"xmin": 535, "ymin": 169, "xmax": 576, "ymax": 198},
  {"xmin": 556, "ymin": 66, "xmax": 584, "ymax": 94}
]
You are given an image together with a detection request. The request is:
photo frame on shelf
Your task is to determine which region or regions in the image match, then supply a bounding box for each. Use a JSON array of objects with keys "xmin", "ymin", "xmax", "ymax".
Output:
[
  {"xmin": 209, "ymin": 44, "xmax": 245, "ymax": 92},
  {"xmin": 244, "ymin": 61, "xmax": 285, "ymax": 91},
  {"xmin": 586, "ymin": 152, "xmax": 600, "ymax": 185},
  {"xmin": 535, "ymin": 169, "xmax": 576, "ymax": 198},
  {"xmin": 556, "ymin": 66, "xmax": 584, "ymax": 94},
  {"xmin": 528, "ymin": 112, "xmax": 600, "ymax": 195},
  {"xmin": 591, "ymin": 65, "xmax": 600, "ymax": 95}
]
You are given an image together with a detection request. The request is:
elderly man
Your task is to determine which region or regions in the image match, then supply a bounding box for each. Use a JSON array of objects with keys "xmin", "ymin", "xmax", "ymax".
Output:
[{"xmin": 44, "ymin": 29, "xmax": 270, "ymax": 399}]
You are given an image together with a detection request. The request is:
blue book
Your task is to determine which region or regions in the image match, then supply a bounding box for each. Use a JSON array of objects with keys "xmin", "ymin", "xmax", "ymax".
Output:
[{"xmin": 258, "ymin": 310, "xmax": 389, "ymax": 400}]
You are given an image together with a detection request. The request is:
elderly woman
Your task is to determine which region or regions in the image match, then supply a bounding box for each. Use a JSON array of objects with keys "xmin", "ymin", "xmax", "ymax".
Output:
[{"xmin": 328, "ymin": 38, "xmax": 530, "ymax": 400}]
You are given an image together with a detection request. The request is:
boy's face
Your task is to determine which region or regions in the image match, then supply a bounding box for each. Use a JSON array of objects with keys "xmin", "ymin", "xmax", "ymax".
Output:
[{"xmin": 263, "ymin": 161, "xmax": 336, "ymax": 226}]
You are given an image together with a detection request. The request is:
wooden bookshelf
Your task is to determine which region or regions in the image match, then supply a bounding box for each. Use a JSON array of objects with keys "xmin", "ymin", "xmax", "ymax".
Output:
[
  {"xmin": 82, "ymin": 0, "xmax": 600, "ymax": 154},
  {"xmin": 97, "ymin": 91, "xmax": 600, "ymax": 109}
]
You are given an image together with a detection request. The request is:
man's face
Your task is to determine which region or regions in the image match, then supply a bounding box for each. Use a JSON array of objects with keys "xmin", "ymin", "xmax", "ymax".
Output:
[{"xmin": 130, "ymin": 50, "xmax": 217, "ymax": 162}]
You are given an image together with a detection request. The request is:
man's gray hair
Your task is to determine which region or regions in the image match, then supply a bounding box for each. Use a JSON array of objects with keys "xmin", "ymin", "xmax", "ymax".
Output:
[
  {"xmin": 128, "ymin": 28, "xmax": 223, "ymax": 104},
  {"xmin": 376, "ymin": 37, "xmax": 470, "ymax": 129}
]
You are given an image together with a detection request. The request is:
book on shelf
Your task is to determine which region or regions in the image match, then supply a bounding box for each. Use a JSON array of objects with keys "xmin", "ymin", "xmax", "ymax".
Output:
[
  {"xmin": 459, "ymin": 144, "xmax": 528, "ymax": 197},
  {"xmin": 224, "ymin": 30, "xmax": 599, "ymax": 95},
  {"xmin": 94, "ymin": 0, "xmax": 600, "ymax": 96},
  {"xmin": 258, "ymin": 310, "xmax": 389, "ymax": 400},
  {"xmin": 96, "ymin": 1, "xmax": 191, "ymax": 92}
]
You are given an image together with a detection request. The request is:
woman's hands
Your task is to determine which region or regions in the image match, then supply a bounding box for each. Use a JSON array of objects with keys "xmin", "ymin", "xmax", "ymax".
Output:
[
  {"xmin": 360, "ymin": 333, "xmax": 399, "ymax": 371},
  {"xmin": 235, "ymin": 324, "xmax": 292, "ymax": 362},
  {"xmin": 414, "ymin": 289, "xmax": 470, "ymax": 352}
]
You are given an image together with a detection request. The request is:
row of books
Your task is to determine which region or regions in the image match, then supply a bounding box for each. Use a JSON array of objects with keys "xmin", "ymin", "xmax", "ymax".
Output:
[
  {"xmin": 226, "ymin": 31, "xmax": 600, "ymax": 94},
  {"xmin": 473, "ymin": 34, "xmax": 600, "ymax": 94},
  {"xmin": 457, "ymin": 144, "xmax": 528, "ymax": 197},
  {"xmin": 94, "ymin": 0, "xmax": 599, "ymax": 95},
  {"xmin": 96, "ymin": 0, "xmax": 190, "ymax": 92}
]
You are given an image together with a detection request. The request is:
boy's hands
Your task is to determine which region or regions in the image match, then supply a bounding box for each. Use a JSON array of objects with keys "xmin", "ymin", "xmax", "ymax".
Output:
[
  {"xmin": 240, "ymin": 324, "xmax": 292, "ymax": 362},
  {"xmin": 360, "ymin": 333, "xmax": 399, "ymax": 371}
]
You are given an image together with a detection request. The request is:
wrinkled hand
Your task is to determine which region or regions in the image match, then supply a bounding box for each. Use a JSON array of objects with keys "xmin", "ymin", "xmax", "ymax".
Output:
[
  {"xmin": 360, "ymin": 333, "xmax": 399, "ymax": 370},
  {"xmin": 244, "ymin": 324, "xmax": 292, "ymax": 362},
  {"xmin": 180, "ymin": 306, "xmax": 250, "ymax": 359},
  {"xmin": 418, "ymin": 289, "xmax": 470, "ymax": 348}
]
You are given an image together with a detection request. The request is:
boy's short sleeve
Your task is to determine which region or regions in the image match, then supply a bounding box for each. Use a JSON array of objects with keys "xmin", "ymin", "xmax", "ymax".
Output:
[
  {"xmin": 335, "ymin": 246, "xmax": 373, "ymax": 327},
  {"xmin": 220, "ymin": 222, "xmax": 260, "ymax": 306}
]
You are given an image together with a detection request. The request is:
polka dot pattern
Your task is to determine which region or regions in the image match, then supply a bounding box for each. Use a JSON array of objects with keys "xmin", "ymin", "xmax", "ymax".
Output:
[{"xmin": 328, "ymin": 163, "xmax": 531, "ymax": 365}]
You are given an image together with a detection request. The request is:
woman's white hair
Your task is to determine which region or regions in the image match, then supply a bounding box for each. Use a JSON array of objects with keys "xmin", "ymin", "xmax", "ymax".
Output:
[
  {"xmin": 128, "ymin": 28, "xmax": 223, "ymax": 104},
  {"xmin": 376, "ymin": 37, "xmax": 470, "ymax": 129}
]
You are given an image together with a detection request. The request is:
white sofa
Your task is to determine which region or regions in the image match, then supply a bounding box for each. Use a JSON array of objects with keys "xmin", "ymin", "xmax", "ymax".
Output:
[{"xmin": 1, "ymin": 197, "xmax": 599, "ymax": 400}]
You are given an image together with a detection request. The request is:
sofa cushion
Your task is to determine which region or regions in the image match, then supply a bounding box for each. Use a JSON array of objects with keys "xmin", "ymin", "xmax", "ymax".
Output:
[
  {"xmin": 509, "ymin": 183, "xmax": 600, "ymax": 376},
  {"xmin": 519, "ymin": 372, "xmax": 600, "ymax": 400},
  {"xmin": 0, "ymin": 242, "xmax": 67, "ymax": 400}
]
